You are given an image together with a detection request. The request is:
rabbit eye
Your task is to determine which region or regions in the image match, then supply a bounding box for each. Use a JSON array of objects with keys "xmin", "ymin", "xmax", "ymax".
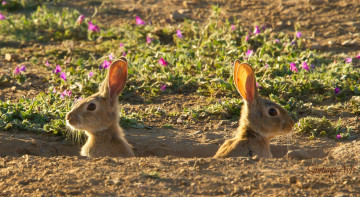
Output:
[
  {"xmin": 87, "ymin": 103, "xmax": 96, "ymax": 111},
  {"xmin": 268, "ymin": 108, "xmax": 278, "ymax": 116}
]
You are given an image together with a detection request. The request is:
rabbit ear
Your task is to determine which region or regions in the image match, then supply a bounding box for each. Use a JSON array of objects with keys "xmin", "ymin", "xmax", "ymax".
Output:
[
  {"xmin": 234, "ymin": 60, "xmax": 257, "ymax": 103},
  {"xmin": 100, "ymin": 58, "xmax": 128, "ymax": 102}
]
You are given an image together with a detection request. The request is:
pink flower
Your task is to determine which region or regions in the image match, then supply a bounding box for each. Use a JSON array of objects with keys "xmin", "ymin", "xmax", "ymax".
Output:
[
  {"xmin": 265, "ymin": 63, "xmax": 269, "ymax": 69},
  {"xmin": 2, "ymin": 1, "xmax": 6, "ymax": 5},
  {"xmin": 176, "ymin": 30, "xmax": 183, "ymax": 38},
  {"xmin": 101, "ymin": 60, "xmax": 111, "ymax": 69},
  {"xmin": 14, "ymin": 66, "xmax": 20, "ymax": 75},
  {"xmin": 77, "ymin": 14, "xmax": 85, "ymax": 24},
  {"xmin": 88, "ymin": 21, "xmax": 100, "ymax": 32},
  {"xmin": 253, "ymin": 25, "xmax": 260, "ymax": 34},
  {"xmin": 245, "ymin": 35, "xmax": 250, "ymax": 42},
  {"xmin": 302, "ymin": 62, "xmax": 309, "ymax": 71},
  {"xmin": 245, "ymin": 50, "xmax": 253, "ymax": 58},
  {"xmin": 122, "ymin": 51, "xmax": 127, "ymax": 57},
  {"xmin": 53, "ymin": 65, "xmax": 61, "ymax": 74},
  {"xmin": 45, "ymin": 60, "xmax": 50, "ymax": 67},
  {"xmin": 20, "ymin": 65, "xmax": 26, "ymax": 72},
  {"xmin": 119, "ymin": 43, "xmax": 124, "ymax": 47},
  {"xmin": 356, "ymin": 52, "xmax": 360, "ymax": 59},
  {"xmin": 52, "ymin": 87, "xmax": 56, "ymax": 93},
  {"xmin": 275, "ymin": 39, "xmax": 280, "ymax": 43},
  {"xmin": 109, "ymin": 54, "xmax": 114, "ymax": 60},
  {"xmin": 60, "ymin": 72, "xmax": 67, "ymax": 81},
  {"xmin": 336, "ymin": 134, "xmax": 341, "ymax": 139},
  {"xmin": 296, "ymin": 31, "xmax": 302, "ymax": 38},
  {"xmin": 345, "ymin": 58, "xmax": 352, "ymax": 63},
  {"xmin": 160, "ymin": 84, "xmax": 167, "ymax": 91},
  {"xmin": 334, "ymin": 87, "xmax": 340, "ymax": 94},
  {"xmin": 60, "ymin": 90, "xmax": 71, "ymax": 99},
  {"xmin": 146, "ymin": 36, "xmax": 153, "ymax": 44},
  {"xmin": 0, "ymin": 13, "xmax": 5, "ymax": 20},
  {"xmin": 88, "ymin": 72, "xmax": 94, "ymax": 78},
  {"xmin": 135, "ymin": 16, "xmax": 146, "ymax": 25},
  {"xmin": 298, "ymin": 122, "xmax": 301, "ymax": 127},
  {"xmin": 74, "ymin": 97, "xmax": 82, "ymax": 103},
  {"xmin": 231, "ymin": 24, "xmax": 235, "ymax": 31},
  {"xmin": 158, "ymin": 58, "xmax": 168, "ymax": 66},
  {"xmin": 290, "ymin": 63, "xmax": 298, "ymax": 72}
]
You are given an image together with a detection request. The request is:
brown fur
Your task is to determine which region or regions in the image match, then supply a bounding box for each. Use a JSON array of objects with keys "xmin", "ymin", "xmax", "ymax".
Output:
[
  {"xmin": 214, "ymin": 61, "xmax": 294, "ymax": 158},
  {"xmin": 66, "ymin": 57, "xmax": 134, "ymax": 158}
]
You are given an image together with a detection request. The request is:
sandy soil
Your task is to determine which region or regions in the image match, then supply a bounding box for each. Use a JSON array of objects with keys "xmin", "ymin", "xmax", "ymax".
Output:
[{"xmin": 1, "ymin": 0, "xmax": 360, "ymax": 196}]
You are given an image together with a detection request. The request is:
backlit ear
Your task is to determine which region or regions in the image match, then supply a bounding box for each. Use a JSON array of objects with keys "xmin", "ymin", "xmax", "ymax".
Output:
[
  {"xmin": 106, "ymin": 58, "xmax": 128, "ymax": 101},
  {"xmin": 233, "ymin": 61, "xmax": 257, "ymax": 103}
]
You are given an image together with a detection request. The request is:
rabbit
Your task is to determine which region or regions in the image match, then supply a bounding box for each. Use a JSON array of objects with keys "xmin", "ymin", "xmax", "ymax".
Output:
[
  {"xmin": 65, "ymin": 57, "xmax": 135, "ymax": 158},
  {"xmin": 214, "ymin": 61, "xmax": 295, "ymax": 158}
]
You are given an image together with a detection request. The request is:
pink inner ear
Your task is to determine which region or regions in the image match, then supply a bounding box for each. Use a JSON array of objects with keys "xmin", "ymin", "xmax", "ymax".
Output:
[
  {"xmin": 108, "ymin": 60, "xmax": 127, "ymax": 99},
  {"xmin": 245, "ymin": 75, "xmax": 255, "ymax": 103}
]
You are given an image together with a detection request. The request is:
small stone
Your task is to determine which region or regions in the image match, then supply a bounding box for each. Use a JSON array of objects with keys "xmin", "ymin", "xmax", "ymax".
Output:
[
  {"xmin": 286, "ymin": 150, "xmax": 311, "ymax": 160},
  {"xmin": 193, "ymin": 130, "xmax": 201, "ymax": 134},
  {"xmin": 11, "ymin": 86, "xmax": 16, "ymax": 92},
  {"xmin": 177, "ymin": 117, "xmax": 183, "ymax": 124},
  {"xmin": 5, "ymin": 54, "xmax": 19, "ymax": 62},
  {"xmin": 289, "ymin": 176, "xmax": 297, "ymax": 184}
]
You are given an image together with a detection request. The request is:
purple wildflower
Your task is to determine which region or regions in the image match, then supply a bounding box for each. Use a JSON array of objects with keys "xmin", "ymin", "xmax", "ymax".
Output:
[
  {"xmin": 159, "ymin": 58, "xmax": 168, "ymax": 66},
  {"xmin": 302, "ymin": 62, "xmax": 309, "ymax": 71},
  {"xmin": 311, "ymin": 64, "xmax": 315, "ymax": 69},
  {"xmin": 298, "ymin": 122, "xmax": 301, "ymax": 127},
  {"xmin": 119, "ymin": 43, "xmax": 124, "ymax": 47},
  {"xmin": 160, "ymin": 84, "xmax": 167, "ymax": 91},
  {"xmin": 345, "ymin": 58, "xmax": 352, "ymax": 63},
  {"xmin": 52, "ymin": 87, "xmax": 56, "ymax": 93},
  {"xmin": 14, "ymin": 66, "xmax": 20, "ymax": 75},
  {"xmin": 291, "ymin": 41, "xmax": 296, "ymax": 45},
  {"xmin": 245, "ymin": 35, "xmax": 250, "ymax": 42},
  {"xmin": 135, "ymin": 16, "xmax": 146, "ymax": 25},
  {"xmin": 2, "ymin": 1, "xmax": 6, "ymax": 5},
  {"xmin": 265, "ymin": 63, "xmax": 269, "ymax": 69},
  {"xmin": 19, "ymin": 64, "xmax": 26, "ymax": 72},
  {"xmin": 146, "ymin": 36, "xmax": 153, "ymax": 44},
  {"xmin": 296, "ymin": 31, "xmax": 302, "ymax": 38},
  {"xmin": 101, "ymin": 60, "xmax": 111, "ymax": 69},
  {"xmin": 231, "ymin": 24, "xmax": 235, "ymax": 31},
  {"xmin": 275, "ymin": 39, "xmax": 280, "ymax": 43},
  {"xmin": 89, "ymin": 72, "xmax": 94, "ymax": 78},
  {"xmin": 77, "ymin": 14, "xmax": 85, "ymax": 24},
  {"xmin": 109, "ymin": 54, "xmax": 114, "ymax": 60},
  {"xmin": 60, "ymin": 72, "xmax": 67, "ymax": 81},
  {"xmin": 60, "ymin": 90, "xmax": 71, "ymax": 99},
  {"xmin": 290, "ymin": 63, "xmax": 298, "ymax": 72},
  {"xmin": 45, "ymin": 60, "xmax": 50, "ymax": 67},
  {"xmin": 253, "ymin": 25, "xmax": 260, "ymax": 34},
  {"xmin": 334, "ymin": 87, "xmax": 340, "ymax": 95},
  {"xmin": 0, "ymin": 13, "xmax": 5, "ymax": 20},
  {"xmin": 245, "ymin": 50, "xmax": 253, "ymax": 58},
  {"xmin": 176, "ymin": 30, "xmax": 183, "ymax": 38},
  {"xmin": 53, "ymin": 65, "xmax": 61, "ymax": 74},
  {"xmin": 88, "ymin": 21, "xmax": 100, "ymax": 32},
  {"xmin": 74, "ymin": 97, "xmax": 82, "ymax": 103},
  {"xmin": 122, "ymin": 51, "xmax": 127, "ymax": 57},
  {"xmin": 356, "ymin": 52, "xmax": 360, "ymax": 59},
  {"xmin": 336, "ymin": 134, "xmax": 341, "ymax": 139}
]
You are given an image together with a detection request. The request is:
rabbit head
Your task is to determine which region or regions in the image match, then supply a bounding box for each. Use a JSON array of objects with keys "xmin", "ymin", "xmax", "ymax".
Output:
[
  {"xmin": 234, "ymin": 60, "xmax": 295, "ymax": 138},
  {"xmin": 66, "ymin": 57, "xmax": 128, "ymax": 134}
]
